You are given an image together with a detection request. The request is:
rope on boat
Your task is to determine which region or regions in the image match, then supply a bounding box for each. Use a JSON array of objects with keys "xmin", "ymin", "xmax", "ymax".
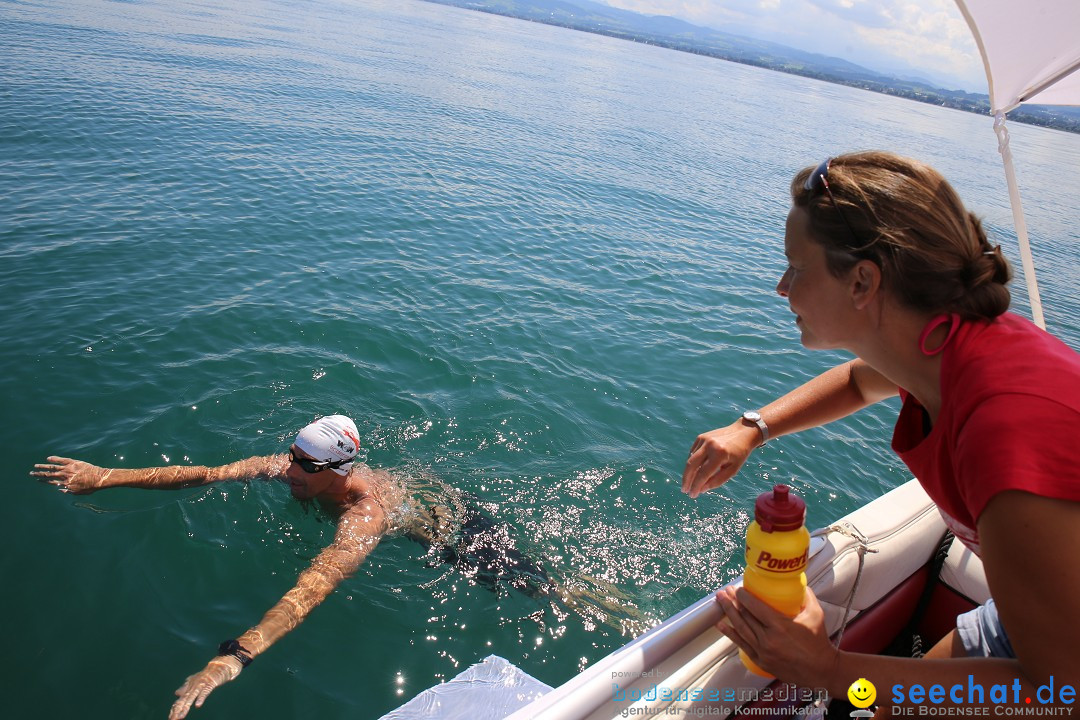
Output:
[{"xmin": 823, "ymin": 521, "xmax": 878, "ymax": 650}]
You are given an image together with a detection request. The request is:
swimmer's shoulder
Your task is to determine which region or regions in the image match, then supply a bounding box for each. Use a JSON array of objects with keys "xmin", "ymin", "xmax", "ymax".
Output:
[{"xmin": 346, "ymin": 465, "xmax": 404, "ymax": 523}]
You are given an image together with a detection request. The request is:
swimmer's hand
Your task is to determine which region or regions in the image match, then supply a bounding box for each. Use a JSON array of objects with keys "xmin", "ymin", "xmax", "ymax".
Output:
[
  {"xmin": 682, "ymin": 422, "xmax": 759, "ymax": 498},
  {"xmin": 169, "ymin": 656, "xmax": 244, "ymax": 720},
  {"xmin": 31, "ymin": 456, "xmax": 108, "ymax": 494}
]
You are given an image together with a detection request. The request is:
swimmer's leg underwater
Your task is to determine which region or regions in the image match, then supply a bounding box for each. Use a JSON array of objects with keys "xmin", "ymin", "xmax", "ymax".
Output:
[{"xmin": 410, "ymin": 500, "xmax": 644, "ymax": 632}]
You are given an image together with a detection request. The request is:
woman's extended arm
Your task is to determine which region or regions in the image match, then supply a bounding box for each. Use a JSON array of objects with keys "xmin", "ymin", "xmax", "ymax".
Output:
[
  {"xmin": 168, "ymin": 499, "xmax": 387, "ymax": 720},
  {"xmin": 682, "ymin": 359, "xmax": 898, "ymax": 497},
  {"xmin": 31, "ymin": 455, "xmax": 287, "ymax": 494}
]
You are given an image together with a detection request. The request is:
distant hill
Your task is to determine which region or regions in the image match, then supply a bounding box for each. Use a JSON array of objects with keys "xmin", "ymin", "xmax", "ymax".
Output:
[{"xmin": 422, "ymin": 0, "xmax": 1080, "ymax": 134}]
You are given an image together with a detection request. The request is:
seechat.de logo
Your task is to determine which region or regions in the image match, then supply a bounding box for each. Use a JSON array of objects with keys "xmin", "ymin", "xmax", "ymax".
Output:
[{"xmin": 889, "ymin": 675, "xmax": 1075, "ymax": 716}]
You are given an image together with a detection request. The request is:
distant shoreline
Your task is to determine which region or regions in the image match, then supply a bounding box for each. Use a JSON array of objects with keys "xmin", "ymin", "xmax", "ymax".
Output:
[{"xmin": 422, "ymin": 0, "xmax": 1080, "ymax": 135}]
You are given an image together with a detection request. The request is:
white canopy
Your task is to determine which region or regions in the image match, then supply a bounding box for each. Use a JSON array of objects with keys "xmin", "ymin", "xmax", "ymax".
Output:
[
  {"xmin": 954, "ymin": 0, "xmax": 1080, "ymax": 329},
  {"xmin": 955, "ymin": 0, "xmax": 1080, "ymax": 114}
]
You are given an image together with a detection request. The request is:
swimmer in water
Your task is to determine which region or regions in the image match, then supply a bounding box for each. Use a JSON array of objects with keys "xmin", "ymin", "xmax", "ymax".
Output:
[{"xmin": 32, "ymin": 415, "xmax": 626, "ymax": 719}]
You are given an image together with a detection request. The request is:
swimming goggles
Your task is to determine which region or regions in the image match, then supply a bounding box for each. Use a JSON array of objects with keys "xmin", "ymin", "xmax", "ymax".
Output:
[
  {"xmin": 805, "ymin": 158, "xmax": 860, "ymax": 248},
  {"xmin": 289, "ymin": 448, "xmax": 348, "ymax": 474}
]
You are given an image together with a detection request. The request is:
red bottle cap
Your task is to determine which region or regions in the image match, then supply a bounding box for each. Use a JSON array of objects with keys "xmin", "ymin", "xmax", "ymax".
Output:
[{"xmin": 754, "ymin": 484, "xmax": 806, "ymax": 532}]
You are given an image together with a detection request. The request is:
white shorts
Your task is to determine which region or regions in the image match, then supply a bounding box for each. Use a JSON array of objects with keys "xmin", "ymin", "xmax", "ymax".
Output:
[{"xmin": 956, "ymin": 598, "xmax": 1015, "ymax": 658}]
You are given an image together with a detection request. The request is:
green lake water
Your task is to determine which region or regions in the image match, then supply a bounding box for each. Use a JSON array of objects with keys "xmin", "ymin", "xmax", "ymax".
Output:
[{"xmin": 2, "ymin": 0, "xmax": 1078, "ymax": 717}]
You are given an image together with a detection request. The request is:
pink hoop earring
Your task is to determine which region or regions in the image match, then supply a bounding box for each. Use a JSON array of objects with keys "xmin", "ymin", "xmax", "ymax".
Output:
[{"xmin": 918, "ymin": 313, "xmax": 962, "ymax": 356}]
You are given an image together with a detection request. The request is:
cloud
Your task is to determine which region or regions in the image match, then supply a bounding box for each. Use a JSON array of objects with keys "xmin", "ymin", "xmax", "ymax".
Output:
[
  {"xmin": 802, "ymin": 0, "xmax": 892, "ymax": 28},
  {"xmin": 845, "ymin": 0, "xmax": 983, "ymax": 86}
]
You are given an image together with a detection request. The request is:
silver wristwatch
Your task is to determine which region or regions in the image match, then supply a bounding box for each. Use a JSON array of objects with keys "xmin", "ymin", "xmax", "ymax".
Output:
[{"xmin": 742, "ymin": 411, "xmax": 769, "ymax": 447}]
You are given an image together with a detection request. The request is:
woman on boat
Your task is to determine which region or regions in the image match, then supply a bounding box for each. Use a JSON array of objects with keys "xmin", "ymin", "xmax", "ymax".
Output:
[{"xmin": 681, "ymin": 152, "xmax": 1080, "ymax": 707}]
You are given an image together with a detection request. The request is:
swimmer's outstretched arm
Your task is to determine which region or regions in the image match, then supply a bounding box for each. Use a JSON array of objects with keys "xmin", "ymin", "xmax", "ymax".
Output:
[
  {"xmin": 168, "ymin": 499, "xmax": 387, "ymax": 720},
  {"xmin": 31, "ymin": 455, "xmax": 287, "ymax": 494}
]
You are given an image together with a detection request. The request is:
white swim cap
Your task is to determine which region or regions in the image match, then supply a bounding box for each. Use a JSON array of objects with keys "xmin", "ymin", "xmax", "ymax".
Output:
[{"xmin": 293, "ymin": 415, "xmax": 360, "ymax": 476}]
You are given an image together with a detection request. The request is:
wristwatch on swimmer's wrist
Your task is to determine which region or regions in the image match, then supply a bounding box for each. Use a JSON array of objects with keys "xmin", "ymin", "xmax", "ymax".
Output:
[
  {"xmin": 217, "ymin": 639, "xmax": 254, "ymax": 667},
  {"xmin": 741, "ymin": 411, "xmax": 770, "ymax": 447}
]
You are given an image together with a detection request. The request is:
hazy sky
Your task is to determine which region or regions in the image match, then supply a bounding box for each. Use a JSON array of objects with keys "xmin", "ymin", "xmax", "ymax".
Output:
[{"xmin": 596, "ymin": 0, "xmax": 987, "ymax": 91}]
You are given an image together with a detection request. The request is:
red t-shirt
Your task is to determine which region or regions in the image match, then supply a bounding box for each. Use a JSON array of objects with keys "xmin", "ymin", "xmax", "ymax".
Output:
[{"xmin": 891, "ymin": 312, "xmax": 1080, "ymax": 556}]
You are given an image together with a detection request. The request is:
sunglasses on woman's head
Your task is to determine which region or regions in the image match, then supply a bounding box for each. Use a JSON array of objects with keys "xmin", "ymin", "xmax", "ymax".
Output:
[
  {"xmin": 289, "ymin": 448, "xmax": 347, "ymax": 474},
  {"xmin": 805, "ymin": 158, "xmax": 860, "ymax": 247}
]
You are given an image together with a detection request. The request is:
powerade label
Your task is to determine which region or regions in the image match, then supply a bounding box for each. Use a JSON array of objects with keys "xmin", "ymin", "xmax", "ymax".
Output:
[{"xmin": 749, "ymin": 548, "xmax": 808, "ymax": 573}]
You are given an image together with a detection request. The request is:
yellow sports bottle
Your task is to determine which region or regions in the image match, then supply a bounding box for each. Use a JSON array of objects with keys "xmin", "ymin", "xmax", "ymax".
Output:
[{"xmin": 740, "ymin": 484, "xmax": 810, "ymax": 677}]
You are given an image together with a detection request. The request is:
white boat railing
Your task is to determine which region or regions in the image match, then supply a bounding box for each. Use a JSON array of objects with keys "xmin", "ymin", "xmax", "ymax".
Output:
[{"xmin": 508, "ymin": 479, "xmax": 987, "ymax": 720}]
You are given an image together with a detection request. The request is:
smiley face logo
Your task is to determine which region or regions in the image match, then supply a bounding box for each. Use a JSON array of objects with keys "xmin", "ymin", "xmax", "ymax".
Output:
[{"xmin": 847, "ymin": 678, "xmax": 877, "ymax": 709}]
